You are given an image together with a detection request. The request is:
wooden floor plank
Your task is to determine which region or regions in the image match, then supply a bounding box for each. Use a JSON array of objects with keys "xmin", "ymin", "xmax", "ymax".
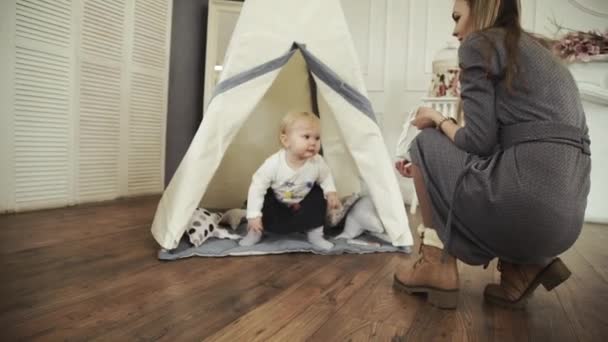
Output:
[
  {"xmin": 488, "ymin": 263, "xmax": 532, "ymax": 342},
  {"xmin": 269, "ymin": 254, "xmax": 406, "ymax": 341},
  {"xmin": 554, "ymin": 243, "xmax": 608, "ymax": 342},
  {"xmin": 573, "ymin": 223, "xmax": 608, "ymax": 283},
  {"xmin": 108, "ymin": 254, "xmax": 325, "ymax": 342},
  {"xmin": 309, "ymin": 312, "xmax": 408, "ymax": 342},
  {"xmin": 204, "ymin": 254, "xmax": 388, "ymax": 341},
  {"xmin": 8, "ymin": 258, "xmax": 242, "ymax": 340},
  {"xmin": 525, "ymin": 290, "xmax": 580, "ymax": 342},
  {"xmin": 0, "ymin": 196, "xmax": 160, "ymax": 255},
  {"xmin": 332, "ymin": 254, "xmax": 420, "ymax": 329},
  {"xmin": 0, "ymin": 197, "xmax": 606, "ymax": 341},
  {"xmin": 454, "ymin": 261, "xmax": 496, "ymax": 342},
  {"xmin": 522, "ymin": 260, "xmax": 580, "ymax": 342},
  {"xmin": 266, "ymin": 303, "xmax": 336, "ymax": 342}
]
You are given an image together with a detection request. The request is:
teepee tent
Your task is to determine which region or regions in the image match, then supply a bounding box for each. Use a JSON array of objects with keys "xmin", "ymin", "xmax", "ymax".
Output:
[{"xmin": 151, "ymin": 0, "xmax": 413, "ymax": 250}]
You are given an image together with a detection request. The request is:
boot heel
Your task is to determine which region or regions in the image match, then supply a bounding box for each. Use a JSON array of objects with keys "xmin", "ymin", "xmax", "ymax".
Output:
[
  {"xmin": 428, "ymin": 290, "xmax": 459, "ymax": 309},
  {"xmin": 540, "ymin": 258, "xmax": 571, "ymax": 291}
]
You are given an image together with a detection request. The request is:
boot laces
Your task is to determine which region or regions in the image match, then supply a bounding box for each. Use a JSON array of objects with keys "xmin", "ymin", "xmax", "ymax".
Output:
[
  {"xmin": 413, "ymin": 244, "xmax": 433, "ymax": 269},
  {"xmin": 496, "ymin": 260, "xmax": 532, "ymax": 296},
  {"xmin": 413, "ymin": 255, "xmax": 425, "ymax": 269}
]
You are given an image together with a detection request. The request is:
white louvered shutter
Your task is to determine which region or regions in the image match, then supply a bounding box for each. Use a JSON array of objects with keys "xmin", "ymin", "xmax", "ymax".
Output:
[
  {"xmin": 1, "ymin": 0, "xmax": 172, "ymax": 212},
  {"xmin": 127, "ymin": 0, "xmax": 170, "ymax": 196},
  {"xmin": 78, "ymin": 0, "xmax": 125, "ymax": 201},
  {"xmin": 13, "ymin": 0, "xmax": 73, "ymax": 211}
]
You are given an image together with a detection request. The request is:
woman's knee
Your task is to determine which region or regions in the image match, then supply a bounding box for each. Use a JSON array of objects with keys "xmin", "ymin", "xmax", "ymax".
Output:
[
  {"xmin": 413, "ymin": 128, "xmax": 445, "ymax": 149},
  {"xmin": 416, "ymin": 127, "xmax": 440, "ymax": 141}
]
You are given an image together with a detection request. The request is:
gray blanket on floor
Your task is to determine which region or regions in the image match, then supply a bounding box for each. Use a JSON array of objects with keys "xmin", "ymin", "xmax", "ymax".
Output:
[{"xmin": 157, "ymin": 224, "xmax": 411, "ymax": 260}]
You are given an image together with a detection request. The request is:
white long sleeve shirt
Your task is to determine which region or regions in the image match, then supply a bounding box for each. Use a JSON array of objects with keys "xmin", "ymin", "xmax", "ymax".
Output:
[{"xmin": 246, "ymin": 149, "xmax": 337, "ymax": 219}]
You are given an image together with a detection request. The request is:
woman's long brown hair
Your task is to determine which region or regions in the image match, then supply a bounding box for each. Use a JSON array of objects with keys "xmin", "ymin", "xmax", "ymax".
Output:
[{"xmin": 465, "ymin": 0, "xmax": 523, "ymax": 92}]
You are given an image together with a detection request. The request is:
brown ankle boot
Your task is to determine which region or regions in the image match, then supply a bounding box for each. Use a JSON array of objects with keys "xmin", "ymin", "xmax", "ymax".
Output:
[
  {"xmin": 484, "ymin": 258, "xmax": 571, "ymax": 309},
  {"xmin": 393, "ymin": 244, "xmax": 459, "ymax": 309}
]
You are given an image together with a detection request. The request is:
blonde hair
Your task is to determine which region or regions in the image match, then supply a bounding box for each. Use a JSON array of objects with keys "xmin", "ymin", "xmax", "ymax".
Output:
[
  {"xmin": 465, "ymin": 0, "xmax": 522, "ymax": 30},
  {"xmin": 279, "ymin": 111, "xmax": 320, "ymax": 136},
  {"xmin": 464, "ymin": 0, "xmax": 523, "ymax": 91}
]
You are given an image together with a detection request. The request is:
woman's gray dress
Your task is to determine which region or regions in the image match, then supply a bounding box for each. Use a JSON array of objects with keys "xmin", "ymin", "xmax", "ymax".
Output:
[{"xmin": 409, "ymin": 30, "xmax": 591, "ymax": 265}]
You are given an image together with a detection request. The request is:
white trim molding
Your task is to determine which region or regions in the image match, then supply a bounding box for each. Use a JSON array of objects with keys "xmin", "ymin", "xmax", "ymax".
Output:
[
  {"xmin": 579, "ymin": 83, "xmax": 608, "ymax": 106},
  {"xmin": 570, "ymin": 61, "xmax": 608, "ymax": 105},
  {"xmin": 568, "ymin": 0, "xmax": 608, "ymax": 17},
  {"xmin": 571, "ymin": 61, "xmax": 608, "ymax": 224}
]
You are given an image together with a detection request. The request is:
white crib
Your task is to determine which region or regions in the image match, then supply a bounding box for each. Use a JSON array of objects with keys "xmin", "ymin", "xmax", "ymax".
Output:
[{"xmin": 421, "ymin": 96, "xmax": 460, "ymax": 119}]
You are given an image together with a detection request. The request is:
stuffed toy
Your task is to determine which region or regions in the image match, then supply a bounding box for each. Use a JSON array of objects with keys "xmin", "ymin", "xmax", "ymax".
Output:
[
  {"xmin": 186, "ymin": 208, "xmax": 245, "ymax": 247},
  {"xmin": 326, "ymin": 193, "xmax": 391, "ymax": 245},
  {"xmin": 334, "ymin": 196, "xmax": 391, "ymax": 245},
  {"xmin": 325, "ymin": 192, "xmax": 361, "ymax": 227},
  {"xmin": 186, "ymin": 195, "xmax": 390, "ymax": 248}
]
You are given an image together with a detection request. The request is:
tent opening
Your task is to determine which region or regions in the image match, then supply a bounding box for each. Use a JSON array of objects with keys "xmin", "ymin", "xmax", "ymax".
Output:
[{"xmin": 200, "ymin": 49, "xmax": 359, "ymax": 210}]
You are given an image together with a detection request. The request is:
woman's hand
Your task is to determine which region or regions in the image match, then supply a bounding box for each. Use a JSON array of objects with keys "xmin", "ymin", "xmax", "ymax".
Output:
[
  {"xmin": 411, "ymin": 106, "xmax": 443, "ymax": 129},
  {"xmin": 395, "ymin": 160, "xmax": 414, "ymax": 178},
  {"xmin": 326, "ymin": 192, "xmax": 342, "ymax": 210},
  {"xmin": 247, "ymin": 217, "xmax": 264, "ymax": 233}
]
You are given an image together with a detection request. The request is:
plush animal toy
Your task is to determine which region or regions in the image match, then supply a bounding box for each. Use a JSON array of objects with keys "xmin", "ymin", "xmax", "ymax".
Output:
[
  {"xmin": 186, "ymin": 208, "xmax": 245, "ymax": 247},
  {"xmin": 186, "ymin": 195, "xmax": 389, "ymax": 248},
  {"xmin": 335, "ymin": 196, "xmax": 391, "ymax": 245},
  {"xmin": 325, "ymin": 193, "xmax": 391, "ymax": 245},
  {"xmin": 325, "ymin": 193, "xmax": 361, "ymax": 227}
]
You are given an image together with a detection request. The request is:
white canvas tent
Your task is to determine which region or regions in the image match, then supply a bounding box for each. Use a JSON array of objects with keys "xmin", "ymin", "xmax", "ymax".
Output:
[{"xmin": 151, "ymin": 0, "xmax": 413, "ymax": 250}]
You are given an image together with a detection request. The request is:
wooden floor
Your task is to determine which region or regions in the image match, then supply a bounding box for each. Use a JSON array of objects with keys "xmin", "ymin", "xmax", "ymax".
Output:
[{"xmin": 0, "ymin": 196, "xmax": 606, "ymax": 341}]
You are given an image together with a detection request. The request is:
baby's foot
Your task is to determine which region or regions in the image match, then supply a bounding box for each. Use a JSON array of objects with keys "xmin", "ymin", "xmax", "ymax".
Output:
[
  {"xmin": 239, "ymin": 230, "xmax": 262, "ymax": 246},
  {"xmin": 307, "ymin": 226, "xmax": 334, "ymax": 250},
  {"xmin": 310, "ymin": 238, "xmax": 334, "ymax": 250}
]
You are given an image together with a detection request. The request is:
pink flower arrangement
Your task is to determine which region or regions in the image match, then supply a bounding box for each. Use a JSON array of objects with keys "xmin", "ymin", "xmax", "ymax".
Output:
[
  {"xmin": 429, "ymin": 69, "xmax": 460, "ymax": 97},
  {"xmin": 553, "ymin": 29, "xmax": 608, "ymax": 62}
]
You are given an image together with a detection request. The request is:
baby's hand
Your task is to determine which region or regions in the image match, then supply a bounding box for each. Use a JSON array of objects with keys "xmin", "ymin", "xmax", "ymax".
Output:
[
  {"xmin": 395, "ymin": 159, "xmax": 414, "ymax": 178},
  {"xmin": 326, "ymin": 192, "xmax": 342, "ymax": 210},
  {"xmin": 248, "ymin": 217, "xmax": 264, "ymax": 233}
]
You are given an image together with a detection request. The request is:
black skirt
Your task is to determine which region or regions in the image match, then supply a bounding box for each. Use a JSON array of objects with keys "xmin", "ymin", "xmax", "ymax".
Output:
[{"xmin": 261, "ymin": 184, "xmax": 327, "ymax": 234}]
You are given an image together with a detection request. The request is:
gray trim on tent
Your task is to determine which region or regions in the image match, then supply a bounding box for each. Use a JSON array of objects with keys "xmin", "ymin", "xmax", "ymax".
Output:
[
  {"xmin": 295, "ymin": 43, "xmax": 375, "ymax": 122},
  {"xmin": 211, "ymin": 48, "xmax": 298, "ymax": 97},
  {"xmin": 211, "ymin": 43, "xmax": 377, "ymax": 123}
]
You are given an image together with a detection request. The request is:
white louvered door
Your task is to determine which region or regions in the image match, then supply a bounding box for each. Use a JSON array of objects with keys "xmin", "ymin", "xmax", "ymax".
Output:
[
  {"xmin": 0, "ymin": 0, "xmax": 172, "ymax": 213},
  {"xmin": 128, "ymin": 0, "xmax": 170, "ymax": 195},
  {"xmin": 79, "ymin": 0, "xmax": 125, "ymax": 202},
  {"xmin": 12, "ymin": 0, "xmax": 74, "ymax": 210}
]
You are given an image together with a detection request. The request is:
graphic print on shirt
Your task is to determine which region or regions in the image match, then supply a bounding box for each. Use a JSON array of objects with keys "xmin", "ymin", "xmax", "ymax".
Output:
[
  {"xmin": 281, "ymin": 180, "xmax": 296, "ymax": 201},
  {"xmin": 278, "ymin": 178, "xmax": 315, "ymax": 203}
]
